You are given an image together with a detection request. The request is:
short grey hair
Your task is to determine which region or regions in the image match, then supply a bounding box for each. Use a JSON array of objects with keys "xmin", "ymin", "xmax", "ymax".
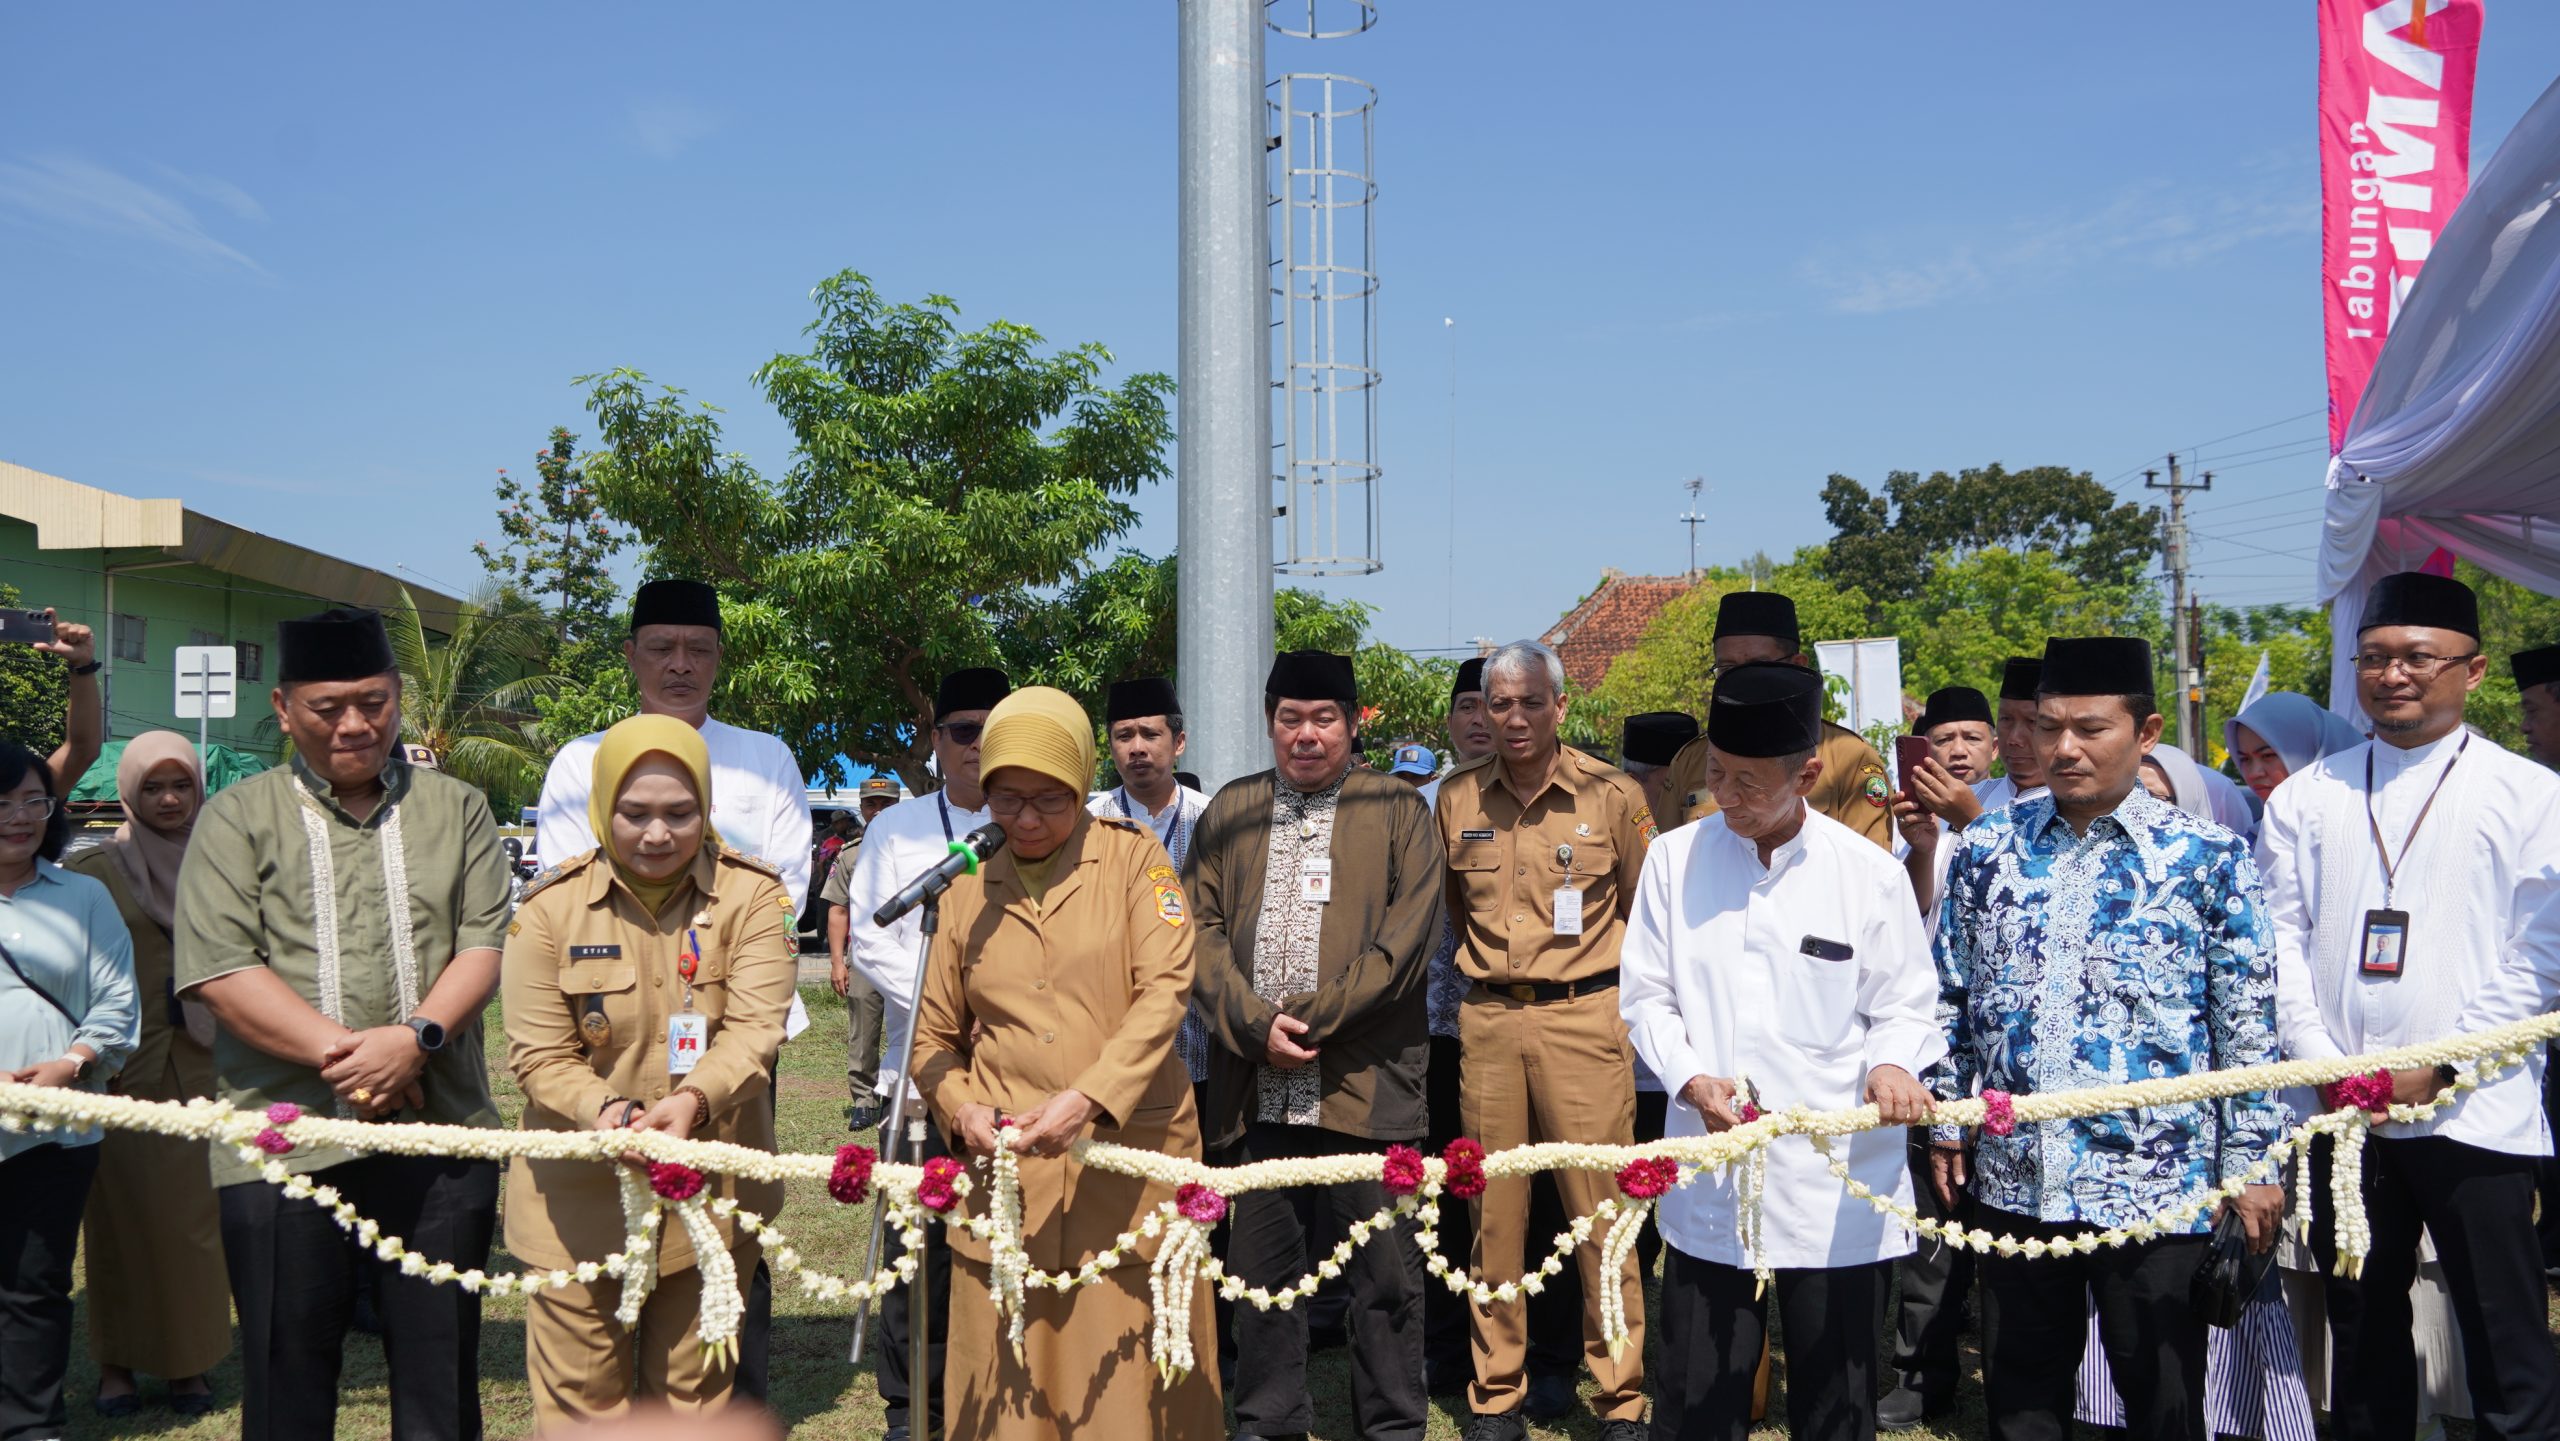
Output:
[
  {"xmin": 1483, "ymin": 640, "xmax": 1566, "ymax": 698},
  {"xmin": 1620, "ymin": 758, "xmax": 1664, "ymax": 780}
]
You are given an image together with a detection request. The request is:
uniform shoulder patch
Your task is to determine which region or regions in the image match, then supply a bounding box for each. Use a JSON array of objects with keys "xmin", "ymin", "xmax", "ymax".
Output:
[
  {"xmin": 1632, "ymin": 805, "xmax": 1658, "ymax": 843},
  {"xmin": 1146, "ymin": 863, "xmax": 1178, "ymax": 883},
  {"xmin": 721, "ymin": 849, "xmax": 784, "ymax": 880},
  {"xmin": 1152, "ymin": 876, "xmax": 1188, "ymax": 928},
  {"xmin": 1858, "ymin": 762, "xmax": 1891, "ymax": 809},
  {"xmin": 516, "ymin": 851, "xmax": 594, "ymax": 905}
]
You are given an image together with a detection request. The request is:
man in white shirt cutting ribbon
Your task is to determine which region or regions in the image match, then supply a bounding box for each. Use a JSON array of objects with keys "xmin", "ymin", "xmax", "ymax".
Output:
[
  {"xmin": 1620, "ymin": 660, "xmax": 1943, "ymax": 1441},
  {"xmin": 532, "ymin": 576, "xmax": 814, "ymax": 1402},
  {"xmin": 2264, "ymin": 571, "xmax": 2560, "ymax": 1441},
  {"xmin": 841, "ymin": 664, "xmax": 1008, "ymax": 1441}
]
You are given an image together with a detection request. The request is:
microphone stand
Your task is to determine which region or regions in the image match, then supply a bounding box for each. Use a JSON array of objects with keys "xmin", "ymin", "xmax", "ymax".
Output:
[{"xmin": 849, "ymin": 891, "xmax": 939, "ymax": 1441}]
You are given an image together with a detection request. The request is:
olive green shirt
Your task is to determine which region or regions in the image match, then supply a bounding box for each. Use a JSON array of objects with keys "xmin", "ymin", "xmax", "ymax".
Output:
[{"xmin": 175, "ymin": 755, "xmax": 510, "ymax": 1186}]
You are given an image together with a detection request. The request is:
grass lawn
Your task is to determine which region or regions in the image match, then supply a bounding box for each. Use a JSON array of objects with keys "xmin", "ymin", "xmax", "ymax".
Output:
[{"xmin": 49, "ymin": 984, "xmax": 2517, "ymax": 1438}]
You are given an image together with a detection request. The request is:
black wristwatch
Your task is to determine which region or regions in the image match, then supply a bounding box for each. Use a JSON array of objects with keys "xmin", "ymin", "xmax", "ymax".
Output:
[
  {"xmin": 68, "ymin": 660, "xmax": 101, "ymax": 677},
  {"xmin": 407, "ymin": 1017, "xmax": 447, "ymax": 1053}
]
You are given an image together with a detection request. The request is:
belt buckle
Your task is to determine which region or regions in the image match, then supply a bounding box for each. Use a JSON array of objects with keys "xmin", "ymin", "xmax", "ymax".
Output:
[{"xmin": 1504, "ymin": 984, "xmax": 1537, "ymax": 1004}]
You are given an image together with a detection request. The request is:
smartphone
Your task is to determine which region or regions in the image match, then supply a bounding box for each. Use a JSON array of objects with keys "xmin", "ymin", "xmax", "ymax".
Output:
[
  {"xmin": 0, "ymin": 609, "xmax": 54, "ymax": 646},
  {"xmin": 1893, "ymin": 735, "xmax": 1934, "ymax": 789}
]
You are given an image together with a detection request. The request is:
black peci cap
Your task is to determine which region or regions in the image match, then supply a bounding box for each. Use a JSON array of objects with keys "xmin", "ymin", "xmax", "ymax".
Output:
[
  {"xmin": 1104, "ymin": 676, "xmax": 1181, "ymax": 724},
  {"xmin": 2038, "ymin": 638, "xmax": 2154, "ymax": 698},
  {"xmin": 278, "ymin": 608, "xmax": 396, "ymax": 684},
  {"xmin": 1266, "ymin": 651, "xmax": 1358, "ymax": 709},
  {"xmin": 2513, "ymin": 643, "xmax": 2560, "ymax": 694},
  {"xmin": 1713, "ymin": 591, "xmax": 1800, "ymax": 652},
  {"xmin": 2359, "ymin": 571, "xmax": 2480, "ymax": 641},
  {"xmin": 1998, "ymin": 656, "xmax": 2044, "ymax": 703},
  {"xmin": 1620, "ymin": 711, "xmax": 1701, "ymax": 767},
  {"xmin": 935, "ymin": 667, "xmax": 1012, "ymax": 723},
  {"xmin": 630, "ymin": 578, "xmax": 722, "ymax": 633},
  {"xmin": 1451, "ymin": 656, "xmax": 1485, "ymax": 700},
  {"xmin": 1916, "ymin": 686, "xmax": 1993, "ymax": 732},
  {"xmin": 1706, "ymin": 662, "xmax": 1824, "ymax": 758}
]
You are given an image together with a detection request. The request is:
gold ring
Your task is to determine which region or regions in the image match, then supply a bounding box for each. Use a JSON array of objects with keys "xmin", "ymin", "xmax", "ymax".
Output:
[{"xmin": 352, "ymin": 1087, "xmax": 374, "ymax": 1104}]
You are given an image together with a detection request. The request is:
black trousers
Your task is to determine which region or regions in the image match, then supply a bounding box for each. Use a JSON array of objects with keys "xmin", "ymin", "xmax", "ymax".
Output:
[
  {"xmin": 2539, "ymin": 1044, "xmax": 2560, "ymax": 1270},
  {"xmin": 1230, "ymin": 1121, "xmax": 1427, "ymax": 1441},
  {"xmin": 2311, "ymin": 1133, "xmax": 2560, "ymax": 1441},
  {"xmin": 875, "ymin": 1120, "xmax": 952, "ymax": 1438},
  {"xmin": 733, "ymin": 1081, "xmax": 778, "ymax": 1402},
  {"xmin": 1650, "ymin": 1246, "xmax": 1883, "ymax": 1441},
  {"xmin": 0, "ymin": 1142, "xmax": 99, "ymax": 1441},
  {"xmin": 221, "ymin": 1154, "xmax": 499, "ymax": 1441},
  {"xmin": 1975, "ymin": 1204, "xmax": 2207, "ymax": 1441},
  {"xmin": 1423, "ymin": 1035, "xmax": 1584, "ymax": 1382},
  {"xmin": 1888, "ymin": 1129, "xmax": 1974, "ymax": 1399}
]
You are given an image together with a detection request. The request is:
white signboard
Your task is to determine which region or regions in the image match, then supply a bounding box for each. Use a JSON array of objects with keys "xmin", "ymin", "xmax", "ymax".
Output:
[
  {"xmin": 1813, "ymin": 636, "xmax": 1903, "ymax": 744},
  {"xmin": 174, "ymin": 645, "xmax": 238, "ymax": 720}
]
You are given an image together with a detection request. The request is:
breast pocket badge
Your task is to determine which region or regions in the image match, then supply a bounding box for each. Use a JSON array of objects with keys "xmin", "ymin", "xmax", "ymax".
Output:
[{"xmin": 579, "ymin": 994, "xmax": 612, "ymax": 1049}]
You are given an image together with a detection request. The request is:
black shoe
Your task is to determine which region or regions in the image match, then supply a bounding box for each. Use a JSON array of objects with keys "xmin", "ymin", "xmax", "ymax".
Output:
[
  {"xmin": 1462, "ymin": 1413, "xmax": 1528, "ymax": 1441},
  {"xmin": 93, "ymin": 1391, "xmax": 142, "ymax": 1418},
  {"xmin": 1599, "ymin": 1422, "xmax": 1648, "ymax": 1441},
  {"xmin": 1878, "ymin": 1381, "xmax": 1944, "ymax": 1431},
  {"xmin": 169, "ymin": 1389, "xmax": 217, "ymax": 1418},
  {"xmin": 1522, "ymin": 1370, "xmax": 1576, "ymax": 1421},
  {"xmin": 848, "ymin": 1105, "xmax": 882, "ymax": 1133}
]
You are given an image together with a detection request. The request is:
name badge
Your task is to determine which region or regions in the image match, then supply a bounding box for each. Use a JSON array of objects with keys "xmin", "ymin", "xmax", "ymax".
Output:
[
  {"xmin": 668, "ymin": 1012, "xmax": 708, "ymax": 1075},
  {"xmin": 568, "ymin": 944, "xmax": 622, "ymax": 960},
  {"xmin": 1460, "ymin": 829, "xmax": 1496, "ymax": 842},
  {"xmin": 1552, "ymin": 884, "xmax": 1584, "ymax": 937},
  {"xmin": 1299, "ymin": 855, "xmax": 1334, "ymax": 903},
  {"xmin": 2360, "ymin": 908, "xmax": 2410, "ymax": 979}
]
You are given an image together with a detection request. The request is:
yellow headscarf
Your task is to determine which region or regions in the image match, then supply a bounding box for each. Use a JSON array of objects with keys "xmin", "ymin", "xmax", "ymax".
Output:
[
  {"xmin": 977, "ymin": 686, "xmax": 1097, "ymax": 797},
  {"xmin": 587, "ymin": 715, "xmax": 715, "ymax": 915}
]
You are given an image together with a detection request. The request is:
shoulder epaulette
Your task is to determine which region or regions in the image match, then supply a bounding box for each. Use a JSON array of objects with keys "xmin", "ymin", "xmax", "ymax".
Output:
[
  {"xmin": 518, "ymin": 849, "xmax": 599, "ymax": 903},
  {"xmin": 720, "ymin": 849, "xmax": 786, "ymax": 881},
  {"xmin": 1096, "ymin": 815, "xmax": 1145, "ymax": 834},
  {"xmin": 1445, "ymin": 752, "xmax": 1499, "ymax": 778}
]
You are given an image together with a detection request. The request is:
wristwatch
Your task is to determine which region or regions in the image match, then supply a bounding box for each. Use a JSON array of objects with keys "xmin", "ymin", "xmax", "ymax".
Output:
[
  {"xmin": 57, "ymin": 1050, "xmax": 90, "ymax": 1081},
  {"xmin": 407, "ymin": 1017, "xmax": 447, "ymax": 1053},
  {"xmin": 2434, "ymin": 1062, "xmax": 2460, "ymax": 1091},
  {"xmin": 67, "ymin": 660, "xmax": 101, "ymax": 677}
]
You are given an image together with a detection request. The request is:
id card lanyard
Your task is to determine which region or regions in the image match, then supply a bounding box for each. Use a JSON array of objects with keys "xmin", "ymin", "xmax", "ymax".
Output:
[
  {"xmin": 2358, "ymin": 734, "xmax": 2466, "ymax": 980},
  {"xmin": 669, "ymin": 926, "xmax": 707, "ymax": 1075},
  {"xmin": 2363, "ymin": 733, "xmax": 2467, "ymax": 908}
]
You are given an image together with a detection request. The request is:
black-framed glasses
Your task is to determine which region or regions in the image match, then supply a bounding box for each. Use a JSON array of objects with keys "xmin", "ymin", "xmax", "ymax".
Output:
[
  {"xmin": 985, "ymin": 789, "xmax": 1077, "ymax": 818},
  {"xmin": 936, "ymin": 721, "xmax": 985, "ymax": 745},
  {"xmin": 0, "ymin": 796, "xmax": 59, "ymax": 820},
  {"xmin": 2350, "ymin": 651, "xmax": 2478, "ymax": 678}
]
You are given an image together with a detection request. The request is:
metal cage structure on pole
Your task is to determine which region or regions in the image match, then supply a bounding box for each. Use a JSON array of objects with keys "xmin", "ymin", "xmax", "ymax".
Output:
[{"xmin": 1267, "ymin": 13, "xmax": 1381, "ymax": 577}]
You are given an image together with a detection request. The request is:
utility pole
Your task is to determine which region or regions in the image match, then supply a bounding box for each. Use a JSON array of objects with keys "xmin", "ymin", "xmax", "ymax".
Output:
[
  {"xmin": 2146, "ymin": 456, "xmax": 2213, "ymax": 756},
  {"xmin": 1679, "ymin": 477, "xmax": 1707, "ymax": 580}
]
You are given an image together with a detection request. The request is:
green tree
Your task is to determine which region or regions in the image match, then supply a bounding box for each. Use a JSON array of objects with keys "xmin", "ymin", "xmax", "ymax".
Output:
[
  {"xmin": 386, "ymin": 586, "xmax": 563, "ymax": 814},
  {"xmin": 472, "ymin": 427, "xmax": 629, "ymax": 675},
  {"xmin": 2194, "ymin": 603, "xmax": 2329, "ymax": 763},
  {"xmin": 1883, "ymin": 547, "xmax": 2167, "ymax": 705},
  {"xmin": 2459, "ymin": 560, "xmax": 2560, "ymax": 752},
  {"xmin": 0, "ymin": 583, "xmax": 67, "ymax": 757},
  {"xmin": 578, "ymin": 271, "xmax": 1174, "ymax": 794},
  {"xmin": 1579, "ymin": 553, "xmax": 1870, "ymax": 744},
  {"xmin": 1819, "ymin": 464, "xmax": 2159, "ymax": 625}
]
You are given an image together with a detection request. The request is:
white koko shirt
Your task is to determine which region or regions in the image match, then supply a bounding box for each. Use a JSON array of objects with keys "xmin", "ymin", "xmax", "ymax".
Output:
[
  {"xmin": 1621, "ymin": 805, "xmax": 1945, "ymax": 1270},
  {"xmin": 2263, "ymin": 727, "xmax": 2560, "ymax": 1157},
  {"xmin": 842, "ymin": 789, "xmax": 994, "ymax": 1101}
]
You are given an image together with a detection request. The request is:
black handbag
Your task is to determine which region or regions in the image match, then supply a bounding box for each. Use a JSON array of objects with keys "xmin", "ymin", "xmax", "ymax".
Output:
[{"xmin": 2188, "ymin": 1204, "xmax": 2278, "ymax": 1329}]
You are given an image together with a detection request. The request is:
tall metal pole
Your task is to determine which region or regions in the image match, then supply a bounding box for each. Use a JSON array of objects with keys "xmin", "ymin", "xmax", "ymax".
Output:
[
  {"xmin": 1179, "ymin": 0, "xmax": 1274, "ymax": 790},
  {"xmin": 2148, "ymin": 456, "xmax": 2213, "ymax": 755}
]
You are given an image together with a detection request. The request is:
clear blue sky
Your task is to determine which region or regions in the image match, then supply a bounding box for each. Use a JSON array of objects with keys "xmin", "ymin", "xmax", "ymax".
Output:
[{"xmin": 6, "ymin": 5, "xmax": 2557, "ymax": 654}]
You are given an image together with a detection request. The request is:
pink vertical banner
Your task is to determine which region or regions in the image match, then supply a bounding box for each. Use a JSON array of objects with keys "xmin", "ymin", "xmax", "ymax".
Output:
[{"xmin": 2320, "ymin": 0, "xmax": 2484, "ymax": 452}]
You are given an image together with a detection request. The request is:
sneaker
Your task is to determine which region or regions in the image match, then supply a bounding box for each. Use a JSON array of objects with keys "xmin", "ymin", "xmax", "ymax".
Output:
[
  {"xmin": 1599, "ymin": 1422, "xmax": 1648, "ymax": 1441},
  {"xmin": 1461, "ymin": 1413, "xmax": 1528, "ymax": 1441},
  {"xmin": 1523, "ymin": 1370, "xmax": 1576, "ymax": 1421},
  {"xmin": 848, "ymin": 1105, "xmax": 882, "ymax": 1133}
]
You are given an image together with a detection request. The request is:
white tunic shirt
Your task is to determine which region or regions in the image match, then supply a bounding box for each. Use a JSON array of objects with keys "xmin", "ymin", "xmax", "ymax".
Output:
[
  {"xmin": 539, "ymin": 714, "xmax": 816, "ymax": 1039},
  {"xmin": 2263, "ymin": 728, "xmax": 2560, "ymax": 1156},
  {"xmin": 843, "ymin": 789, "xmax": 994, "ymax": 1100},
  {"xmin": 1088, "ymin": 784, "xmax": 1214, "ymax": 1079},
  {"xmin": 1620, "ymin": 805, "xmax": 1946, "ymax": 1270}
]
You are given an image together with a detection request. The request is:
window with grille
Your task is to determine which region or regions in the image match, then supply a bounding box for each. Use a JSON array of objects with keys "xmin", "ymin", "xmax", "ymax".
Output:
[{"xmin": 112, "ymin": 613, "xmax": 146, "ymax": 662}]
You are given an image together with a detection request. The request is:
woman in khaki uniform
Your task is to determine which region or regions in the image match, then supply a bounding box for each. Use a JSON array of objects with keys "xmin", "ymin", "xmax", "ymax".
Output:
[
  {"xmin": 68, "ymin": 731, "xmax": 228, "ymax": 1415},
  {"xmin": 912, "ymin": 686, "xmax": 1221, "ymax": 1438},
  {"xmin": 502, "ymin": 714, "xmax": 798, "ymax": 1427}
]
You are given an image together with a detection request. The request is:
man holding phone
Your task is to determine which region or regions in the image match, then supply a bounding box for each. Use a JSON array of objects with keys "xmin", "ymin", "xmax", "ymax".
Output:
[{"xmin": 2, "ymin": 607, "xmax": 104, "ymax": 793}]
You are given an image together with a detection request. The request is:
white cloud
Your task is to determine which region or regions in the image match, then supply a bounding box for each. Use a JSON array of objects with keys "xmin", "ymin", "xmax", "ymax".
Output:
[
  {"xmin": 0, "ymin": 154, "xmax": 268, "ymax": 274},
  {"xmin": 1799, "ymin": 175, "xmax": 2316, "ymax": 315},
  {"xmin": 629, "ymin": 100, "xmax": 718, "ymax": 159}
]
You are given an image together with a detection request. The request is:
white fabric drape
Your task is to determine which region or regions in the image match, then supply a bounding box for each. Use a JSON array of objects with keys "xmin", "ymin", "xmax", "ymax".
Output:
[{"xmin": 2322, "ymin": 73, "xmax": 2560, "ymax": 722}]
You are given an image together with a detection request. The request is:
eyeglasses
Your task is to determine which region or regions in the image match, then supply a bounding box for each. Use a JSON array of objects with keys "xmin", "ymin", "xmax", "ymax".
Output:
[
  {"xmin": 2350, "ymin": 651, "xmax": 2478, "ymax": 678},
  {"xmin": 936, "ymin": 721, "xmax": 985, "ymax": 746},
  {"xmin": 0, "ymin": 796, "xmax": 59, "ymax": 820},
  {"xmin": 985, "ymin": 789, "xmax": 1077, "ymax": 818}
]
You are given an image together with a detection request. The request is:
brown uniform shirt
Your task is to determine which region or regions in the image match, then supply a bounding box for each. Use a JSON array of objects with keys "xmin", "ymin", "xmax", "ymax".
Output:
[
  {"xmin": 1433, "ymin": 745, "xmax": 1656, "ymax": 987},
  {"xmin": 912, "ymin": 814, "xmax": 1200, "ymax": 1275},
  {"xmin": 1664, "ymin": 720, "xmax": 1895, "ymax": 850},
  {"xmin": 500, "ymin": 844, "xmax": 799, "ymax": 1273}
]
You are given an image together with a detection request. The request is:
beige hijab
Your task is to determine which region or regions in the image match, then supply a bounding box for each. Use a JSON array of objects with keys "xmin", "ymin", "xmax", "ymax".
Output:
[{"xmin": 105, "ymin": 731, "xmax": 204, "ymax": 932}]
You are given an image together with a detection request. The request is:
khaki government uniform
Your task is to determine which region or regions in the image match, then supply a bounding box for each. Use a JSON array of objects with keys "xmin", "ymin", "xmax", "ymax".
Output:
[
  {"xmin": 1434, "ymin": 745, "xmax": 1656, "ymax": 1421},
  {"xmin": 1664, "ymin": 719, "xmax": 1895, "ymax": 849},
  {"xmin": 1186, "ymin": 767, "xmax": 1446, "ymax": 1149},
  {"xmin": 501, "ymin": 843, "xmax": 799, "ymax": 1427},
  {"xmin": 912, "ymin": 814, "xmax": 1222, "ymax": 1439},
  {"xmin": 820, "ymin": 839, "xmax": 888, "ymax": 1102},
  {"xmin": 67, "ymin": 849, "xmax": 233, "ymax": 1381}
]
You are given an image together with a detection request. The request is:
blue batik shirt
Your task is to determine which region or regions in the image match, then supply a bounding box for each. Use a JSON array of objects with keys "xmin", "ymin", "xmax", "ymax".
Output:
[{"xmin": 1924, "ymin": 787, "xmax": 2285, "ymax": 1231}]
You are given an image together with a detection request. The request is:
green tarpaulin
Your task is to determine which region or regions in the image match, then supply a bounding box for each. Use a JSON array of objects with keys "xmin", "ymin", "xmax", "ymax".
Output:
[{"xmin": 70, "ymin": 738, "xmax": 270, "ymax": 804}]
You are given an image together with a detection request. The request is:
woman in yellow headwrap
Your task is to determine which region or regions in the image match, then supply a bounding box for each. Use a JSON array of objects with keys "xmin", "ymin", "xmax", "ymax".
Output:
[
  {"xmin": 68, "ymin": 730, "xmax": 229, "ymax": 1415},
  {"xmin": 911, "ymin": 686, "xmax": 1221, "ymax": 1438},
  {"xmin": 500, "ymin": 714, "xmax": 799, "ymax": 1426}
]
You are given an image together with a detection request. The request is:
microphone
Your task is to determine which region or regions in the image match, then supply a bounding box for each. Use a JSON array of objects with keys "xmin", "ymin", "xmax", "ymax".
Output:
[{"xmin": 872, "ymin": 822, "xmax": 1007, "ymax": 927}]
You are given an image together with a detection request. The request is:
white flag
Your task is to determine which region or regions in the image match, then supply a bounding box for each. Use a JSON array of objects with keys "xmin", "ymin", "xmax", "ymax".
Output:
[{"xmin": 2239, "ymin": 650, "xmax": 2271, "ymax": 719}]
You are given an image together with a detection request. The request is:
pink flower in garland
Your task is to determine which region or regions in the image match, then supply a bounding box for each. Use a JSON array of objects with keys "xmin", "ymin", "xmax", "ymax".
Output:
[
  {"xmin": 648, "ymin": 1162, "xmax": 706, "ymax": 1201},
  {"xmin": 265, "ymin": 1102, "xmax": 304, "ymax": 1126},
  {"xmin": 1616, "ymin": 1156, "xmax": 1679, "ymax": 1201},
  {"xmin": 1175, "ymin": 1182, "xmax": 1227, "ymax": 1225},
  {"xmin": 2326, "ymin": 1070, "xmax": 2394, "ymax": 1114},
  {"xmin": 1981, "ymin": 1090, "xmax": 2017, "ymax": 1138},
  {"xmin": 1442, "ymin": 1138, "xmax": 1488, "ymax": 1200},
  {"xmin": 252, "ymin": 1128, "xmax": 294, "ymax": 1155},
  {"xmin": 1379, "ymin": 1144, "xmax": 1427, "ymax": 1198},
  {"xmin": 1738, "ymin": 1101, "xmax": 1762, "ymax": 1124},
  {"xmin": 916, "ymin": 1155, "xmax": 964, "ymax": 1213},
  {"xmin": 829, "ymin": 1143, "xmax": 877, "ymax": 1205}
]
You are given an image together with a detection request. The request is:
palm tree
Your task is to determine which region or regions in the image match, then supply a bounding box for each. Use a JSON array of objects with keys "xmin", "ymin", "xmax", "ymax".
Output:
[{"xmin": 385, "ymin": 585, "xmax": 564, "ymax": 810}]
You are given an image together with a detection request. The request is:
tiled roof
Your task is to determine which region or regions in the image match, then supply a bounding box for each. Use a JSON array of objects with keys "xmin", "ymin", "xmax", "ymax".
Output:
[{"xmin": 1540, "ymin": 571, "xmax": 1697, "ymax": 693}]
